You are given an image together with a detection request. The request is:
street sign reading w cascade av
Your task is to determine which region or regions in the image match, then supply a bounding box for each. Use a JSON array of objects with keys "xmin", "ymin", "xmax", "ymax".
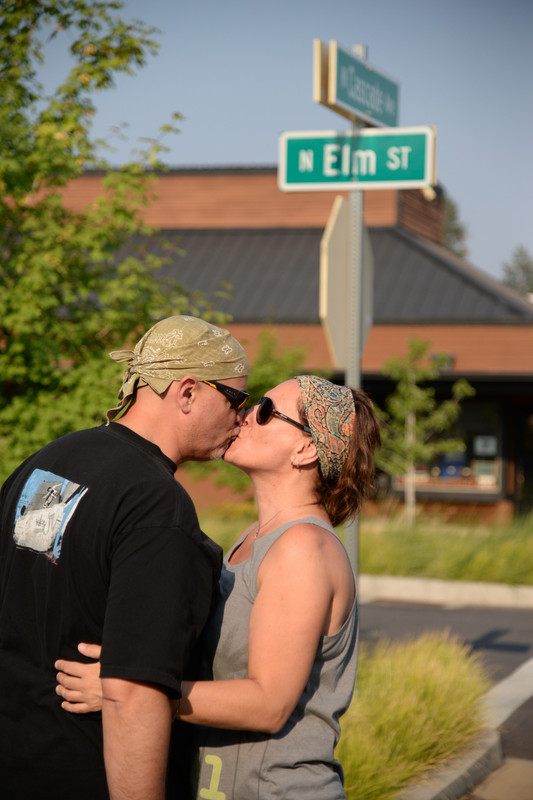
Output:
[
  {"xmin": 328, "ymin": 41, "xmax": 400, "ymax": 126},
  {"xmin": 278, "ymin": 126, "xmax": 436, "ymax": 192},
  {"xmin": 314, "ymin": 40, "xmax": 400, "ymax": 127}
]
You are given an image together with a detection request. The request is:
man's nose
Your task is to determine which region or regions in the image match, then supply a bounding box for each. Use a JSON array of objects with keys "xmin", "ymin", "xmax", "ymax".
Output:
[{"xmin": 236, "ymin": 407, "xmax": 250, "ymax": 424}]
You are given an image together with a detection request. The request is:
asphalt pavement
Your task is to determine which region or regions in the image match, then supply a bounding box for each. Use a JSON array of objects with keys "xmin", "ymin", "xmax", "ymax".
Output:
[{"xmin": 357, "ymin": 575, "xmax": 533, "ymax": 800}]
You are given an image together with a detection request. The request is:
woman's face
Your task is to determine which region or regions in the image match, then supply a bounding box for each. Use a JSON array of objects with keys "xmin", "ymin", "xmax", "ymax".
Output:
[{"xmin": 224, "ymin": 379, "xmax": 306, "ymax": 472}]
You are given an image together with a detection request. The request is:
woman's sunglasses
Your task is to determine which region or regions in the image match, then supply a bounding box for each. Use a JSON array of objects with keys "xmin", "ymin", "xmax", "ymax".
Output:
[
  {"xmin": 202, "ymin": 380, "xmax": 249, "ymax": 411},
  {"xmin": 256, "ymin": 396, "xmax": 311, "ymax": 433}
]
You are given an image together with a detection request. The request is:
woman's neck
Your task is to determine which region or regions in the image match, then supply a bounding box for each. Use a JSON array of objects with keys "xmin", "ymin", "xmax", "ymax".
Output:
[{"xmin": 250, "ymin": 475, "xmax": 320, "ymax": 528}]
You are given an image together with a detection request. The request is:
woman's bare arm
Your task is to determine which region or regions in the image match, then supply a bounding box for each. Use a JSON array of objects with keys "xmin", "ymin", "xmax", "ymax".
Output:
[{"xmin": 176, "ymin": 524, "xmax": 341, "ymax": 733}]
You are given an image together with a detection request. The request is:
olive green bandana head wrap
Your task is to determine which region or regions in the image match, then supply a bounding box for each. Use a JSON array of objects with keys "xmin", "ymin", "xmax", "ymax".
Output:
[
  {"xmin": 106, "ymin": 315, "xmax": 249, "ymax": 423},
  {"xmin": 295, "ymin": 375, "xmax": 356, "ymax": 480}
]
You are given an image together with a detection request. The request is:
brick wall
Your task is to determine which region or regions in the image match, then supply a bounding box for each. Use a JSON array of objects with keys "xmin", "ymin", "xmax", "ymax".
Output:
[{"xmin": 52, "ymin": 168, "xmax": 443, "ymax": 242}]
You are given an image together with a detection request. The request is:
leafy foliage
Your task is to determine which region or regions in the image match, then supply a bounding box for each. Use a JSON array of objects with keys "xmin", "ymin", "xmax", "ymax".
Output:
[
  {"xmin": 442, "ymin": 194, "xmax": 468, "ymax": 259},
  {"xmin": 375, "ymin": 338, "xmax": 475, "ymax": 522},
  {"xmin": 502, "ymin": 244, "xmax": 533, "ymax": 296},
  {"xmin": 0, "ymin": 1, "xmax": 219, "ymax": 481}
]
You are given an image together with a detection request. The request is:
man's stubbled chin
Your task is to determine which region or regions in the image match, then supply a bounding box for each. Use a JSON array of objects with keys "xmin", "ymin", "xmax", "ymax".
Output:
[{"xmin": 222, "ymin": 431, "xmax": 240, "ymax": 459}]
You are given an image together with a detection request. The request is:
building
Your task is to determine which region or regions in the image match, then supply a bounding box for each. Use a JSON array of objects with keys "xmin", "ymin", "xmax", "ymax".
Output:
[{"xmin": 60, "ymin": 168, "xmax": 533, "ymax": 517}]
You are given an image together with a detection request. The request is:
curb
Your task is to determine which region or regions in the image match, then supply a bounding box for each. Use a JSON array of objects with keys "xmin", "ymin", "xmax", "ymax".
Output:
[{"xmin": 358, "ymin": 574, "xmax": 533, "ymax": 609}]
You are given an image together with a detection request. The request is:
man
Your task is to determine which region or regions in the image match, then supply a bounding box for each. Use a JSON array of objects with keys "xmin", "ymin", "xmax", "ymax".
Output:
[{"xmin": 0, "ymin": 315, "xmax": 249, "ymax": 800}]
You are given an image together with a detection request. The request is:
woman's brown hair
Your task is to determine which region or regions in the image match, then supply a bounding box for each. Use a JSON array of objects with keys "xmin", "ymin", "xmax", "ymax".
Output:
[{"xmin": 299, "ymin": 388, "xmax": 381, "ymax": 527}]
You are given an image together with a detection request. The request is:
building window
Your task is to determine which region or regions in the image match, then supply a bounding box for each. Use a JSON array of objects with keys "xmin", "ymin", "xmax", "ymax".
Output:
[{"xmin": 392, "ymin": 400, "xmax": 502, "ymax": 495}]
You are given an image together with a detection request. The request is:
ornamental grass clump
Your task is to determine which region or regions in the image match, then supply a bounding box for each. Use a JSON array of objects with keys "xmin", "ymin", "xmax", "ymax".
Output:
[
  {"xmin": 337, "ymin": 631, "xmax": 490, "ymax": 800},
  {"xmin": 359, "ymin": 512, "xmax": 533, "ymax": 585}
]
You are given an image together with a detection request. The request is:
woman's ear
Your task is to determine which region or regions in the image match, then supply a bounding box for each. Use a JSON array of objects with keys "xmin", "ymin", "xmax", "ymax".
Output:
[{"xmin": 294, "ymin": 437, "xmax": 318, "ymax": 468}]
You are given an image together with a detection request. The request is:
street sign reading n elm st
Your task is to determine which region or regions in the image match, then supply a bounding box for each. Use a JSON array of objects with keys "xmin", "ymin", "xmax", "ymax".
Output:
[{"xmin": 278, "ymin": 126, "xmax": 436, "ymax": 192}]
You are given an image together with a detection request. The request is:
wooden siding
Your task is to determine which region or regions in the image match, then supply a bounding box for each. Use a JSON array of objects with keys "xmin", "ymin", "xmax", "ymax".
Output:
[
  {"xmin": 226, "ymin": 323, "xmax": 333, "ymax": 370},
  {"xmin": 362, "ymin": 325, "xmax": 533, "ymax": 375},
  {"xmin": 224, "ymin": 323, "xmax": 533, "ymax": 377}
]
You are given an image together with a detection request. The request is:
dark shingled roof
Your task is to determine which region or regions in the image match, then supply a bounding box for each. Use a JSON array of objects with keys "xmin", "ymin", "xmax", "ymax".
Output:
[
  {"xmin": 371, "ymin": 227, "xmax": 533, "ymax": 323},
  {"xmin": 138, "ymin": 228, "xmax": 322, "ymax": 324},
  {"xmin": 122, "ymin": 227, "xmax": 533, "ymax": 325}
]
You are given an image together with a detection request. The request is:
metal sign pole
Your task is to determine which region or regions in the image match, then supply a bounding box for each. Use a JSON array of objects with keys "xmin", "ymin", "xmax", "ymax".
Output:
[
  {"xmin": 344, "ymin": 183, "xmax": 364, "ymax": 577},
  {"xmin": 344, "ymin": 43, "xmax": 367, "ymax": 578}
]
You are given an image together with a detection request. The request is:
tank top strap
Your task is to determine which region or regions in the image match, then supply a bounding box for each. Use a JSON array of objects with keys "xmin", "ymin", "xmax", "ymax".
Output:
[{"xmin": 225, "ymin": 516, "xmax": 339, "ymax": 577}]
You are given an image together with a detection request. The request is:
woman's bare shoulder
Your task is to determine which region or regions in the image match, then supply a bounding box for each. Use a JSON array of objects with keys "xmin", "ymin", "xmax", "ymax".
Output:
[{"xmin": 264, "ymin": 518, "xmax": 348, "ymax": 567}]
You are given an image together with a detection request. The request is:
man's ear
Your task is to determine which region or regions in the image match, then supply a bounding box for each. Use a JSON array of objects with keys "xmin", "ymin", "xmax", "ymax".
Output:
[
  {"xmin": 294, "ymin": 437, "xmax": 318, "ymax": 468},
  {"xmin": 172, "ymin": 376, "xmax": 199, "ymax": 414}
]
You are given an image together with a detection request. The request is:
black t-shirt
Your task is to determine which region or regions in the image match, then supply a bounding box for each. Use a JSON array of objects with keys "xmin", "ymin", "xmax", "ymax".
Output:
[{"xmin": 0, "ymin": 423, "xmax": 221, "ymax": 800}]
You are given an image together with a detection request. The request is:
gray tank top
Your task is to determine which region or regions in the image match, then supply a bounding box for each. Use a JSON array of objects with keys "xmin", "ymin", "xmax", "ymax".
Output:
[{"xmin": 192, "ymin": 516, "xmax": 358, "ymax": 800}]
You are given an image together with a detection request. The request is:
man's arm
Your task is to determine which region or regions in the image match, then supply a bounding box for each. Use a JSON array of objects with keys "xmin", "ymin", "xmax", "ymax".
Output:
[{"xmin": 102, "ymin": 678, "xmax": 172, "ymax": 800}]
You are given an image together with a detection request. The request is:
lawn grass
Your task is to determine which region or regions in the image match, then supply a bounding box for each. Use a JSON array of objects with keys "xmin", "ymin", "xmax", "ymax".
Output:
[
  {"xmin": 198, "ymin": 503, "xmax": 533, "ymax": 585},
  {"xmin": 359, "ymin": 511, "xmax": 533, "ymax": 585}
]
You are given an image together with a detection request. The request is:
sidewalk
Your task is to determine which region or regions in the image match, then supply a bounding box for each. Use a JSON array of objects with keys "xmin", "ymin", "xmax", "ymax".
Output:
[
  {"xmin": 466, "ymin": 759, "xmax": 533, "ymax": 800},
  {"xmin": 359, "ymin": 574, "xmax": 533, "ymax": 610},
  {"xmin": 357, "ymin": 575, "xmax": 533, "ymax": 800}
]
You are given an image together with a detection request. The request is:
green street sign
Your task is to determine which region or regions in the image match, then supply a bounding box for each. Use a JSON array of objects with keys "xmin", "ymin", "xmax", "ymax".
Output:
[
  {"xmin": 278, "ymin": 126, "xmax": 436, "ymax": 192},
  {"xmin": 324, "ymin": 41, "xmax": 399, "ymax": 127}
]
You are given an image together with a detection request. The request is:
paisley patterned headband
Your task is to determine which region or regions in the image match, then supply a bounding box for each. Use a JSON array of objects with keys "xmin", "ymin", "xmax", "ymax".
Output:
[
  {"xmin": 106, "ymin": 315, "xmax": 249, "ymax": 422},
  {"xmin": 295, "ymin": 375, "xmax": 356, "ymax": 480}
]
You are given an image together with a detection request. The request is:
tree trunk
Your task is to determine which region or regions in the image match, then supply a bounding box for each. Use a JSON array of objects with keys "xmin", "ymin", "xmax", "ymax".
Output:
[{"xmin": 405, "ymin": 410, "xmax": 416, "ymax": 525}]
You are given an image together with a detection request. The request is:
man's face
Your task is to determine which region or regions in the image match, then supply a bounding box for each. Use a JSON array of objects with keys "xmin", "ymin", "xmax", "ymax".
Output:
[{"xmin": 189, "ymin": 375, "xmax": 248, "ymax": 461}]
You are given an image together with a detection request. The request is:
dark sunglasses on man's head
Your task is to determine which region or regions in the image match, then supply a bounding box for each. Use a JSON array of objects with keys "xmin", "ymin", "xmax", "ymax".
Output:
[
  {"xmin": 256, "ymin": 396, "xmax": 311, "ymax": 433},
  {"xmin": 202, "ymin": 380, "xmax": 249, "ymax": 411}
]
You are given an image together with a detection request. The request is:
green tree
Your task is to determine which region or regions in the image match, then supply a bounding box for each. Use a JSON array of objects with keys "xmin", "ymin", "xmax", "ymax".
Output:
[
  {"xmin": 0, "ymin": 1, "xmax": 218, "ymax": 481},
  {"xmin": 442, "ymin": 195, "xmax": 468, "ymax": 259},
  {"xmin": 502, "ymin": 245, "xmax": 533, "ymax": 296},
  {"xmin": 376, "ymin": 338, "xmax": 475, "ymax": 524}
]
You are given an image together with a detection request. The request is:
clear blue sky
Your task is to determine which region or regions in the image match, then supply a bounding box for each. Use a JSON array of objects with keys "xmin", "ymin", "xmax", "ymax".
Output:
[{"xmin": 42, "ymin": 0, "xmax": 533, "ymax": 280}]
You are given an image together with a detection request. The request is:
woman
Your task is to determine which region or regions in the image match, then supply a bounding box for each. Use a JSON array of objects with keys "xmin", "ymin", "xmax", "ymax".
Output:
[{"xmin": 55, "ymin": 376, "xmax": 381, "ymax": 799}]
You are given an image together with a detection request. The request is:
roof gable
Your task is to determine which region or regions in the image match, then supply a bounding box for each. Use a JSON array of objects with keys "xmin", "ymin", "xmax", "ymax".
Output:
[{"xmin": 371, "ymin": 228, "xmax": 533, "ymax": 323}]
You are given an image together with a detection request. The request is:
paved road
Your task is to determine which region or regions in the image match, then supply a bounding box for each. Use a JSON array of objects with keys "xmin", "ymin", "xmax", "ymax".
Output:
[{"xmin": 359, "ymin": 599, "xmax": 533, "ymax": 759}]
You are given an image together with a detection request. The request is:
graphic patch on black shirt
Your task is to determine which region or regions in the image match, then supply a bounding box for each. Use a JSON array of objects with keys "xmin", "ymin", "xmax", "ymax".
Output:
[{"xmin": 13, "ymin": 468, "xmax": 88, "ymax": 562}]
